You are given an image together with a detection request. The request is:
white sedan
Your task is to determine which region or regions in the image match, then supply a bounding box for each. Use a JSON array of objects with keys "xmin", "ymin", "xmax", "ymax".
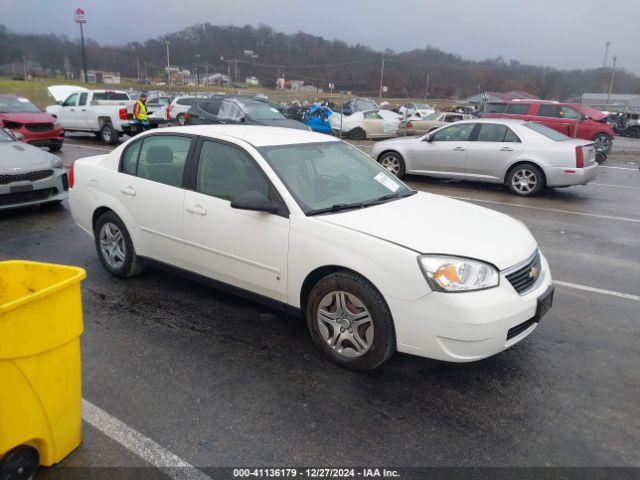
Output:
[
  {"xmin": 372, "ymin": 119, "xmax": 598, "ymax": 196},
  {"xmin": 329, "ymin": 109, "xmax": 402, "ymax": 140},
  {"xmin": 70, "ymin": 125, "xmax": 554, "ymax": 369}
]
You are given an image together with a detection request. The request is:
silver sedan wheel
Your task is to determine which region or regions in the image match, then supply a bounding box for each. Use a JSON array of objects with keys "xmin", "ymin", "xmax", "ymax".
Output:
[
  {"xmin": 511, "ymin": 168, "xmax": 538, "ymax": 195},
  {"xmin": 316, "ymin": 291, "xmax": 374, "ymax": 358},
  {"xmin": 380, "ymin": 155, "xmax": 401, "ymax": 176},
  {"xmin": 99, "ymin": 222, "xmax": 126, "ymax": 269}
]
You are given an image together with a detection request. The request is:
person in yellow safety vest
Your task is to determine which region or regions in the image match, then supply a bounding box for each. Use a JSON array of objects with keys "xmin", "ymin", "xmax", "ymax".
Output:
[{"xmin": 133, "ymin": 93, "xmax": 150, "ymax": 131}]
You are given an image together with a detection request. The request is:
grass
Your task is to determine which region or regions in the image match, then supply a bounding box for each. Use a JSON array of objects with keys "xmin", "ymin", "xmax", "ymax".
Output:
[{"xmin": 0, "ymin": 76, "xmax": 458, "ymax": 110}]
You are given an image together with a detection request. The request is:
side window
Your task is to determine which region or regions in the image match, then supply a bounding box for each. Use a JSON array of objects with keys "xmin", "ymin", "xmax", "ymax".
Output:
[
  {"xmin": 218, "ymin": 101, "xmax": 244, "ymax": 121},
  {"xmin": 363, "ymin": 111, "xmax": 381, "ymax": 120},
  {"xmin": 121, "ymin": 140, "xmax": 142, "ymax": 174},
  {"xmin": 78, "ymin": 93, "xmax": 88, "ymax": 106},
  {"xmin": 197, "ymin": 141, "xmax": 269, "ymax": 201},
  {"xmin": 537, "ymin": 105, "xmax": 562, "ymax": 117},
  {"xmin": 443, "ymin": 114, "xmax": 461, "ymax": 123},
  {"xmin": 137, "ymin": 135, "xmax": 192, "ymax": 187},
  {"xmin": 505, "ymin": 104, "xmax": 531, "ymax": 115},
  {"xmin": 202, "ymin": 100, "xmax": 222, "ymax": 116},
  {"xmin": 63, "ymin": 93, "xmax": 78, "ymax": 107},
  {"xmin": 503, "ymin": 128, "xmax": 521, "ymax": 143},
  {"xmin": 432, "ymin": 123, "xmax": 475, "ymax": 142},
  {"xmin": 476, "ymin": 124, "xmax": 508, "ymax": 142},
  {"xmin": 561, "ymin": 106, "xmax": 581, "ymax": 120}
]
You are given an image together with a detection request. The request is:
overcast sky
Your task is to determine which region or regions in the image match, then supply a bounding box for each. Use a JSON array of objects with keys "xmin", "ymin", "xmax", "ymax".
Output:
[{"xmin": 2, "ymin": 0, "xmax": 638, "ymax": 74}]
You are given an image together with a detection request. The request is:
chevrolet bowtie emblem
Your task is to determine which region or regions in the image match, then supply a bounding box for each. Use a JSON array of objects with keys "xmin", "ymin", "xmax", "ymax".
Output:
[{"xmin": 529, "ymin": 265, "xmax": 539, "ymax": 280}]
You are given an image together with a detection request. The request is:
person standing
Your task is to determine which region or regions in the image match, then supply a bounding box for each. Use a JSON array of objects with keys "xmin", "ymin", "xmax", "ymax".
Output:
[{"xmin": 133, "ymin": 93, "xmax": 150, "ymax": 131}]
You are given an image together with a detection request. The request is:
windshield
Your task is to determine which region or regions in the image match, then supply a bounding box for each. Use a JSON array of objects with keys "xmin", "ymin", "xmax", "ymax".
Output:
[
  {"xmin": 414, "ymin": 103, "xmax": 432, "ymax": 109},
  {"xmin": 524, "ymin": 122, "xmax": 570, "ymax": 141},
  {"xmin": 0, "ymin": 97, "xmax": 41, "ymax": 113},
  {"xmin": 242, "ymin": 101, "xmax": 286, "ymax": 120},
  {"xmin": 422, "ymin": 112, "xmax": 440, "ymax": 120},
  {"xmin": 0, "ymin": 128, "xmax": 16, "ymax": 142},
  {"xmin": 258, "ymin": 141, "xmax": 414, "ymax": 214}
]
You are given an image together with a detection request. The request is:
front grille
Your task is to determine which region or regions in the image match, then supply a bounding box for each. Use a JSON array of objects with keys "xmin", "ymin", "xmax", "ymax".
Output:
[
  {"xmin": 0, "ymin": 188, "xmax": 57, "ymax": 206},
  {"xmin": 0, "ymin": 169, "xmax": 53, "ymax": 185},
  {"xmin": 25, "ymin": 123, "xmax": 54, "ymax": 132},
  {"xmin": 507, "ymin": 318, "xmax": 536, "ymax": 340},
  {"xmin": 505, "ymin": 250, "xmax": 542, "ymax": 295}
]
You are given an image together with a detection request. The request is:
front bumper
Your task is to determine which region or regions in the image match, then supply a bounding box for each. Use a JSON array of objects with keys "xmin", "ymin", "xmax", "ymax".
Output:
[
  {"xmin": 545, "ymin": 164, "xmax": 598, "ymax": 187},
  {"xmin": 14, "ymin": 125, "xmax": 65, "ymax": 148},
  {"xmin": 0, "ymin": 169, "xmax": 68, "ymax": 210},
  {"xmin": 389, "ymin": 253, "xmax": 553, "ymax": 362}
]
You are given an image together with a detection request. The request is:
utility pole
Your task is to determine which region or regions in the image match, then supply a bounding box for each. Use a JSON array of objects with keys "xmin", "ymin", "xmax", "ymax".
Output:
[
  {"xmin": 194, "ymin": 54, "xmax": 201, "ymax": 85},
  {"xmin": 234, "ymin": 59, "xmax": 238, "ymax": 83},
  {"xmin": 227, "ymin": 61, "xmax": 232, "ymax": 93},
  {"xmin": 378, "ymin": 58, "xmax": 385, "ymax": 101},
  {"xmin": 74, "ymin": 8, "xmax": 88, "ymax": 82},
  {"xmin": 165, "ymin": 41, "xmax": 171, "ymax": 88},
  {"xmin": 602, "ymin": 41, "xmax": 611, "ymax": 69},
  {"xmin": 137, "ymin": 57, "xmax": 140, "ymax": 81},
  {"xmin": 425, "ymin": 72, "xmax": 430, "ymax": 99},
  {"xmin": 607, "ymin": 55, "xmax": 617, "ymax": 105},
  {"xmin": 22, "ymin": 56, "xmax": 28, "ymax": 80}
]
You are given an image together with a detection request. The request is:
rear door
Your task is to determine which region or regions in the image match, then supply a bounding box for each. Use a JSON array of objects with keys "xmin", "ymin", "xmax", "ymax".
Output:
[
  {"xmin": 466, "ymin": 123, "xmax": 524, "ymax": 182},
  {"xmin": 117, "ymin": 133, "xmax": 195, "ymax": 266},
  {"xmin": 408, "ymin": 122, "xmax": 475, "ymax": 177}
]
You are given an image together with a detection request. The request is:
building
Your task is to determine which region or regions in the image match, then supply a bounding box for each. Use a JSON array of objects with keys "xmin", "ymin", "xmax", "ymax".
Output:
[
  {"xmin": 466, "ymin": 90, "xmax": 539, "ymax": 103},
  {"xmin": 579, "ymin": 93, "xmax": 640, "ymax": 110},
  {"xmin": 245, "ymin": 76, "xmax": 259, "ymax": 86},
  {"xmin": 86, "ymin": 70, "xmax": 121, "ymax": 84}
]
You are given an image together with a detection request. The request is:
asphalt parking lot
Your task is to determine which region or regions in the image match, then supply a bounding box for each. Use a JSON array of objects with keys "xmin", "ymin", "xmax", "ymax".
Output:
[{"xmin": 1, "ymin": 133, "xmax": 639, "ymax": 478}]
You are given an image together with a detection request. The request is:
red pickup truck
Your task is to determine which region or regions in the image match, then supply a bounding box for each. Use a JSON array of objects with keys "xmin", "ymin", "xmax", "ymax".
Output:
[{"xmin": 486, "ymin": 100, "xmax": 614, "ymax": 153}]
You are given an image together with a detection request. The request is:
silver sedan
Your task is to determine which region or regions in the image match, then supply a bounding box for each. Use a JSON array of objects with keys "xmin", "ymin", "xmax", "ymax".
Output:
[
  {"xmin": 0, "ymin": 128, "xmax": 68, "ymax": 210},
  {"xmin": 370, "ymin": 119, "xmax": 598, "ymax": 196}
]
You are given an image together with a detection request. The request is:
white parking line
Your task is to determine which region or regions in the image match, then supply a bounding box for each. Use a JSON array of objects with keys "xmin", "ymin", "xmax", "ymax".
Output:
[
  {"xmin": 66, "ymin": 143, "xmax": 114, "ymax": 152},
  {"xmin": 591, "ymin": 182, "xmax": 640, "ymax": 190},
  {"xmin": 598, "ymin": 165, "xmax": 638, "ymax": 171},
  {"xmin": 555, "ymin": 281, "xmax": 640, "ymax": 302},
  {"xmin": 450, "ymin": 196, "xmax": 640, "ymax": 224},
  {"xmin": 82, "ymin": 399, "xmax": 212, "ymax": 480}
]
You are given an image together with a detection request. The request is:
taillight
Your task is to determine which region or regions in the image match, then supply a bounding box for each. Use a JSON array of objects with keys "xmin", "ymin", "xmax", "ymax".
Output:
[
  {"xmin": 184, "ymin": 113, "xmax": 191, "ymax": 123},
  {"xmin": 407, "ymin": 121, "xmax": 414, "ymax": 129},
  {"xmin": 575, "ymin": 146, "xmax": 584, "ymax": 168},
  {"xmin": 69, "ymin": 161, "xmax": 75, "ymax": 188},
  {"xmin": 119, "ymin": 108, "xmax": 128, "ymax": 121},
  {"xmin": 166, "ymin": 105, "xmax": 173, "ymax": 120}
]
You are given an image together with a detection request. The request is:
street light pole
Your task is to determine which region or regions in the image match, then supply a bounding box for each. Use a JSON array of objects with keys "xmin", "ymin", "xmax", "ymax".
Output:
[
  {"xmin": 166, "ymin": 41, "xmax": 171, "ymax": 88},
  {"xmin": 607, "ymin": 55, "xmax": 617, "ymax": 105},
  {"xmin": 378, "ymin": 58, "xmax": 385, "ymax": 101},
  {"xmin": 74, "ymin": 8, "xmax": 88, "ymax": 83}
]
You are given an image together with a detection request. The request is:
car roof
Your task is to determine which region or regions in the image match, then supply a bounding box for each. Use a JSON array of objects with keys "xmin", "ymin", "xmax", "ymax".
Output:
[
  {"xmin": 0, "ymin": 94, "xmax": 20, "ymax": 98},
  {"xmin": 159, "ymin": 125, "xmax": 340, "ymax": 147},
  {"xmin": 456, "ymin": 118, "xmax": 527, "ymax": 126}
]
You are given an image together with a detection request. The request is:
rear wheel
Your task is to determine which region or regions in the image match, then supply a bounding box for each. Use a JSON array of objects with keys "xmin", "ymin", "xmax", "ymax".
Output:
[
  {"xmin": 596, "ymin": 152, "xmax": 608, "ymax": 164},
  {"xmin": 177, "ymin": 113, "xmax": 186, "ymax": 126},
  {"xmin": 507, "ymin": 163, "xmax": 545, "ymax": 196},
  {"xmin": 0, "ymin": 445, "xmax": 39, "ymax": 480},
  {"xmin": 94, "ymin": 211, "xmax": 144, "ymax": 278},
  {"xmin": 349, "ymin": 127, "xmax": 366, "ymax": 141},
  {"xmin": 100, "ymin": 123, "xmax": 118, "ymax": 145},
  {"xmin": 592, "ymin": 133, "xmax": 612, "ymax": 153},
  {"xmin": 306, "ymin": 271, "xmax": 396, "ymax": 370},
  {"xmin": 378, "ymin": 151, "xmax": 406, "ymax": 178},
  {"xmin": 49, "ymin": 144, "xmax": 62, "ymax": 152}
]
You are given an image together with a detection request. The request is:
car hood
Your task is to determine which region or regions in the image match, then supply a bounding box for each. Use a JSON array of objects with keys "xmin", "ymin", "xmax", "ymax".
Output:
[
  {"xmin": 0, "ymin": 141, "xmax": 54, "ymax": 170},
  {"xmin": 259, "ymin": 118, "xmax": 309, "ymax": 130},
  {"xmin": 47, "ymin": 85, "xmax": 89, "ymax": 103},
  {"xmin": 0, "ymin": 112, "xmax": 57, "ymax": 124},
  {"xmin": 317, "ymin": 192, "xmax": 537, "ymax": 270}
]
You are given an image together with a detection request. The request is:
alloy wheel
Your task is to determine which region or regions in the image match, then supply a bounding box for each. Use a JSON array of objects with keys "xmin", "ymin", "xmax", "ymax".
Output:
[
  {"xmin": 99, "ymin": 222, "xmax": 126, "ymax": 269},
  {"xmin": 511, "ymin": 168, "xmax": 538, "ymax": 195},
  {"xmin": 380, "ymin": 155, "xmax": 401, "ymax": 176},
  {"xmin": 593, "ymin": 134, "xmax": 612, "ymax": 153},
  {"xmin": 316, "ymin": 291, "xmax": 374, "ymax": 358}
]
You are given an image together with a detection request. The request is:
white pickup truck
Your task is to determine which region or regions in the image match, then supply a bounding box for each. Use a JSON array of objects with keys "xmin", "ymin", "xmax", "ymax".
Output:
[{"xmin": 46, "ymin": 85, "xmax": 141, "ymax": 144}]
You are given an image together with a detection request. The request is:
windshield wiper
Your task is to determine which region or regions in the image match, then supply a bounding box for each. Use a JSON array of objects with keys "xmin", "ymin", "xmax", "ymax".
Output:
[
  {"xmin": 362, "ymin": 190, "xmax": 417, "ymax": 206},
  {"xmin": 306, "ymin": 190, "xmax": 417, "ymax": 216}
]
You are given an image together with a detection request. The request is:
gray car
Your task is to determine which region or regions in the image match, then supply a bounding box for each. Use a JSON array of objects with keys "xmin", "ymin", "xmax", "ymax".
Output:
[
  {"xmin": 0, "ymin": 128, "xmax": 68, "ymax": 210},
  {"xmin": 370, "ymin": 119, "xmax": 599, "ymax": 196}
]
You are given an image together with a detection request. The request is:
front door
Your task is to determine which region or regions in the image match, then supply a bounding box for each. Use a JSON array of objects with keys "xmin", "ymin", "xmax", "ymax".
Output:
[
  {"xmin": 466, "ymin": 123, "xmax": 524, "ymax": 182},
  {"xmin": 408, "ymin": 122, "xmax": 475, "ymax": 177},
  {"xmin": 183, "ymin": 139, "xmax": 289, "ymax": 302},
  {"xmin": 56, "ymin": 93, "xmax": 80, "ymax": 129}
]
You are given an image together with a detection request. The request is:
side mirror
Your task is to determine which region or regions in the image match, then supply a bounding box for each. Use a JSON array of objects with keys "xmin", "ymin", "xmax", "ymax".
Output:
[
  {"xmin": 424, "ymin": 133, "xmax": 434, "ymax": 142},
  {"xmin": 231, "ymin": 190, "xmax": 280, "ymax": 214},
  {"xmin": 581, "ymin": 115, "xmax": 589, "ymax": 121}
]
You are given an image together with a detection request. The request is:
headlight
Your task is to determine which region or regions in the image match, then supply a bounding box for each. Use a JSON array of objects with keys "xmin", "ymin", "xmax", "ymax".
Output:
[
  {"xmin": 418, "ymin": 255, "xmax": 499, "ymax": 292},
  {"xmin": 50, "ymin": 155, "xmax": 63, "ymax": 169}
]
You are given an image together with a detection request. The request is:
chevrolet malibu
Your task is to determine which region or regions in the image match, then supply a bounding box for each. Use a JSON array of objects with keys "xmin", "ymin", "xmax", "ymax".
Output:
[
  {"xmin": 372, "ymin": 119, "xmax": 598, "ymax": 196},
  {"xmin": 69, "ymin": 126, "xmax": 554, "ymax": 369}
]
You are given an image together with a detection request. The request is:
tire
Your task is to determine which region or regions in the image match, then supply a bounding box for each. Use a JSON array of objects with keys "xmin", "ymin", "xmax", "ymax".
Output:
[
  {"xmin": 0, "ymin": 445, "xmax": 39, "ymax": 480},
  {"xmin": 596, "ymin": 152, "xmax": 608, "ymax": 164},
  {"xmin": 506, "ymin": 163, "xmax": 545, "ymax": 196},
  {"xmin": 378, "ymin": 151, "xmax": 406, "ymax": 178},
  {"xmin": 306, "ymin": 271, "xmax": 396, "ymax": 370},
  {"xmin": 100, "ymin": 123, "xmax": 119, "ymax": 145},
  {"xmin": 177, "ymin": 113, "xmax": 186, "ymax": 126},
  {"xmin": 349, "ymin": 127, "xmax": 366, "ymax": 141},
  {"xmin": 49, "ymin": 143, "xmax": 62, "ymax": 152},
  {"xmin": 94, "ymin": 211, "xmax": 144, "ymax": 278},
  {"xmin": 592, "ymin": 133, "xmax": 612, "ymax": 153}
]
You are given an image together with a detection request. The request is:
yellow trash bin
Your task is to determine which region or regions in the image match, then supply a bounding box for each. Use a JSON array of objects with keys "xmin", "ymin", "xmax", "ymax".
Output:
[{"xmin": 0, "ymin": 261, "xmax": 86, "ymax": 478}]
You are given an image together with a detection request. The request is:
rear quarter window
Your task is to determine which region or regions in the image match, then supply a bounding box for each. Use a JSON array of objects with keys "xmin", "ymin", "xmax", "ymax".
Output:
[{"xmin": 505, "ymin": 104, "xmax": 531, "ymax": 115}]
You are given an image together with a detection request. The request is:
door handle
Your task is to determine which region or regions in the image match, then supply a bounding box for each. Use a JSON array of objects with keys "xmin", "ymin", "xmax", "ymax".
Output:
[
  {"xmin": 70, "ymin": 108, "xmax": 75, "ymax": 111},
  {"xmin": 500, "ymin": 147, "xmax": 515, "ymax": 152},
  {"xmin": 120, "ymin": 186, "xmax": 136, "ymax": 196},
  {"xmin": 81, "ymin": 109, "xmax": 87, "ymax": 112},
  {"xmin": 186, "ymin": 204, "xmax": 207, "ymax": 216},
  {"xmin": 453, "ymin": 146, "xmax": 466, "ymax": 151}
]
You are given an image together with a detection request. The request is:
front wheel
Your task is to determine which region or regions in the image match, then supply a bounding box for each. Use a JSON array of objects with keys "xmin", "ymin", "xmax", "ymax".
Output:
[
  {"xmin": 0, "ymin": 445, "xmax": 40, "ymax": 480},
  {"xmin": 348, "ymin": 127, "xmax": 366, "ymax": 141},
  {"xmin": 176, "ymin": 113, "xmax": 186, "ymax": 126},
  {"xmin": 94, "ymin": 211, "xmax": 144, "ymax": 278},
  {"xmin": 306, "ymin": 271, "xmax": 396, "ymax": 370},
  {"xmin": 507, "ymin": 163, "xmax": 545, "ymax": 196},
  {"xmin": 100, "ymin": 123, "xmax": 119, "ymax": 145},
  {"xmin": 378, "ymin": 151, "xmax": 406, "ymax": 178},
  {"xmin": 592, "ymin": 133, "xmax": 612, "ymax": 153}
]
